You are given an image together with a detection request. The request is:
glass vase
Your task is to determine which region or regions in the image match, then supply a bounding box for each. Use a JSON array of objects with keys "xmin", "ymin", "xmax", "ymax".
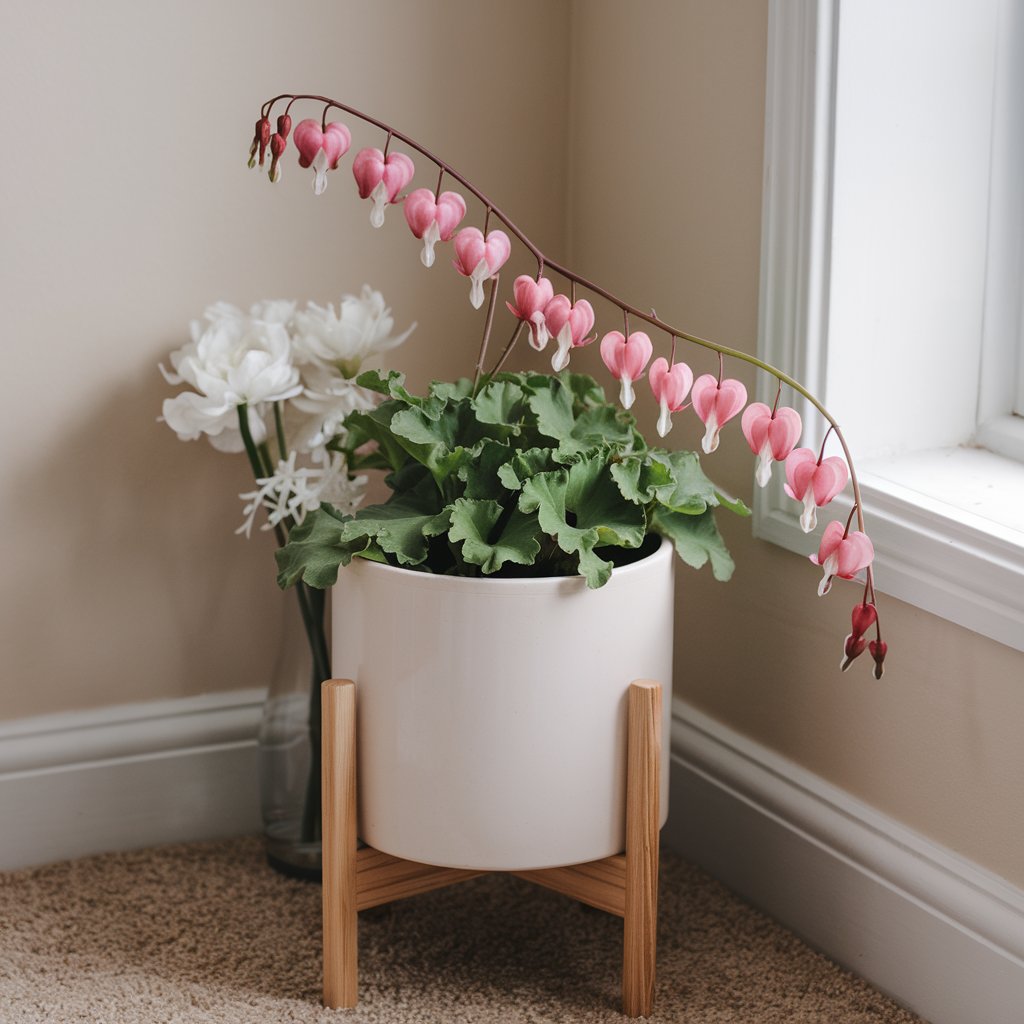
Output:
[{"xmin": 257, "ymin": 583, "xmax": 329, "ymax": 880}]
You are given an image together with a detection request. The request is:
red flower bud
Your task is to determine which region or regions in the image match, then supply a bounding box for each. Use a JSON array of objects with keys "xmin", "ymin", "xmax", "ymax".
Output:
[
  {"xmin": 850, "ymin": 602, "xmax": 878, "ymax": 638},
  {"xmin": 268, "ymin": 133, "xmax": 287, "ymax": 183},
  {"xmin": 840, "ymin": 632, "xmax": 867, "ymax": 672},
  {"xmin": 869, "ymin": 639, "xmax": 887, "ymax": 679},
  {"xmin": 277, "ymin": 114, "xmax": 292, "ymax": 140}
]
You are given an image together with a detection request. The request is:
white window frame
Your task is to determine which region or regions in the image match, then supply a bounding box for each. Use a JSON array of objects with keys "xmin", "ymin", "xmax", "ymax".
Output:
[{"xmin": 755, "ymin": 0, "xmax": 1024, "ymax": 653}]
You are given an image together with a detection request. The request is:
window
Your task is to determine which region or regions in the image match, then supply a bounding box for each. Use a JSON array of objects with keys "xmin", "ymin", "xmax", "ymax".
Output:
[{"xmin": 756, "ymin": 0, "xmax": 1024, "ymax": 652}]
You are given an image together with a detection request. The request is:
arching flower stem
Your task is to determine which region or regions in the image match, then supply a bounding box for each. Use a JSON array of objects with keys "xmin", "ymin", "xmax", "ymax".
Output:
[{"xmin": 258, "ymin": 93, "xmax": 874, "ymax": 592}]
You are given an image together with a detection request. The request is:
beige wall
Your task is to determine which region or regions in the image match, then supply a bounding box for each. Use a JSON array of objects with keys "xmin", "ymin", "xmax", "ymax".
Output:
[
  {"xmin": 3, "ymin": 0, "xmax": 1021, "ymax": 889},
  {"xmin": 0, "ymin": 0, "xmax": 569, "ymax": 719},
  {"xmin": 567, "ymin": 0, "xmax": 1024, "ymax": 888}
]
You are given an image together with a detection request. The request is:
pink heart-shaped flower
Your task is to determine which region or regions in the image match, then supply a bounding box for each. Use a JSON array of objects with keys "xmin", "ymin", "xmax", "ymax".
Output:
[
  {"xmin": 600, "ymin": 331, "xmax": 654, "ymax": 382},
  {"xmin": 506, "ymin": 275, "xmax": 555, "ymax": 350},
  {"xmin": 453, "ymin": 228, "xmax": 512, "ymax": 277},
  {"xmin": 294, "ymin": 119, "xmax": 351, "ymax": 169},
  {"xmin": 691, "ymin": 375, "xmax": 747, "ymax": 426},
  {"xmin": 690, "ymin": 374, "xmax": 748, "ymax": 453},
  {"xmin": 649, "ymin": 357, "xmax": 694, "ymax": 410},
  {"xmin": 404, "ymin": 189, "xmax": 467, "ymax": 239},
  {"xmin": 783, "ymin": 449, "xmax": 848, "ymax": 505},
  {"xmin": 741, "ymin": 403, "xmax": 802, "ymax": 460},
  {"xmin": 352, "ymin": 148, "xmax": 415, "ymax": 200},
  {"xmin": 810, "ymin": 521, "xmax": 874, "ymax": 595}
]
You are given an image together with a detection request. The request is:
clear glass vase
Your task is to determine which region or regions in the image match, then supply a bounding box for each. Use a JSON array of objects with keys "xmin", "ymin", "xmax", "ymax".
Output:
[{"xmin": 257, "ymin": 584, "xmax": 328, "ymax": 880}]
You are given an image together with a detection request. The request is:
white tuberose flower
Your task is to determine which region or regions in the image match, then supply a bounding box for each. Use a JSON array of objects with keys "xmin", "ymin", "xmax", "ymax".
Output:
[
  {"xmin": 237, "ymin": 450, "xmax": 367, "ymax": 537},
  {"xmin": 161, "ymin": 304, "xmax": 301, "ymax": 451},
  {"xmin": 292, "ymin": 285, "xmax": 415, "ymax": 378}
]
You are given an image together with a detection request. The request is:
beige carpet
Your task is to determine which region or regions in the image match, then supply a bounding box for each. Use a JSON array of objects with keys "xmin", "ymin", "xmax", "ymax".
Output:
[{"xmin": 0, "ymin": 837, "xmax": 923, "ymax": 1023}]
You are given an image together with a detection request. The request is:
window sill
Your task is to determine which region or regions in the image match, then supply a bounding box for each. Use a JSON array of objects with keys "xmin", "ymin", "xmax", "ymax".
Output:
[{"xmin": 753, "ymin": 446, "xmax": 1024, "ymax": 653}]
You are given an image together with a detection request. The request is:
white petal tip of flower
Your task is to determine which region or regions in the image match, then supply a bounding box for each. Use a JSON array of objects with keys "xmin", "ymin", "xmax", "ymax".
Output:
[
  {"xmin": 420, "ymin": 241, "xmax": 436, "ymax": 268},
  {"xmin": 370, "ymin": 182, "xmax": 388, "ymax": 228},
  {"xmin": 657, "ymin": 402, "xmax": 673, "ymax": 438},
  {"xmin": 469, "ymin": 282, "xmax": 485, "ymax": 309},
  {"xmin": 619, "ymin": 377, "xmax": 635, "ymax": 410},
  {"xmin": 701, "ymin": 427, "xmax": 720, "ymax": 455},
  {"xmin": 755, "ymin": 452, "xmax": 773, "ymax": 488},
  {"xmin": 817, "ymin": 575, "xmax": 833, "ymax": 597},
  {"xmin": 799, "ymin": 495, "xmax": 817, "ymax": 533}
]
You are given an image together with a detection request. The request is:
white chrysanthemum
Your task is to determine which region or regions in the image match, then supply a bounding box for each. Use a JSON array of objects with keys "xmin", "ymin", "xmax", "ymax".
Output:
[
  {"xmin": 291, "ymin": 285, "xmax": 415, "ymax": 378},
  {"xmin": 237, "ymin": 450, "xmax": 367, "ymax": 537},
  {"xmin": 161, "ymin": 304, "xmax": 301, "ymax": 451}
]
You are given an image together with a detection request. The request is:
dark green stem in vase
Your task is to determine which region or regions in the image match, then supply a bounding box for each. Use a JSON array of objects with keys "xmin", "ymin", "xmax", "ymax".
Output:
[{"xmin": 297, "ymin": 582, "xmax": 331, "ymax": 845}]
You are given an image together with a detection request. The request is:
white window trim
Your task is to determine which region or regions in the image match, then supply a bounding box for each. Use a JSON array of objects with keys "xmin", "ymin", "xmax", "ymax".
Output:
[{"xmin": 755, "ymin": 0, "xmax": 1024, "ymax": 653}]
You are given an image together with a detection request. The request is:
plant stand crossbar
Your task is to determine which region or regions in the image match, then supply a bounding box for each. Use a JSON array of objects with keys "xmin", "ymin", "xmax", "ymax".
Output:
[{"xmin": 321, "ymin": 678, "xmax": 663, "ymax": 1018}]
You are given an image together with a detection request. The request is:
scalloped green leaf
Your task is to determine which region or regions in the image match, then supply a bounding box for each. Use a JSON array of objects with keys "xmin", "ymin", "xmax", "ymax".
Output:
[
  {"xmin": 528, "ymin": 378, "xmax": 576, "ymax": 441},
  {"xmin": 338, "ymin": 479, "xmax": 451, "ymax": 566},
  {"xmin": 652, "ymin": 507, "xmax": 735, "ymax": 580},
  {"xmin": 610, "ymin": 454, "xmax": 675, "ymax": 504},
  {"xmin": 275, "ymin": 507, "xmax": 369, "ymax": 589},
  {"xmin": 472, "ymin": 380, "xmax": 527, "ymax": 430},
  {"xmin": 448, "ymin": 498, "xmax": 542, "ymax": 574},
  {"xmin": 496, "ymin": 447, "xmax": 557, "ymax": 491}
]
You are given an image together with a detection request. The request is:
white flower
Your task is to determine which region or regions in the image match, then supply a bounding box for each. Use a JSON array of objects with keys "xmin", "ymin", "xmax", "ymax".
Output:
[
  {"xmin": 237, "ymin": 450, "xmax": 367, "ymax": 537},
  {"xmin": 249, "ymin": 299, "xmax": 296, "ymax": 327},
  {"xmin": 161, "ymin": 304, "xmax": 301, "ymax": 450},
  {"xmin": 288, "ymin": 364, "xmax": 378, "ymax": 452},
  {"xmin": 291, "ymin": 285, "xmax": 415, "ymax": 378}
]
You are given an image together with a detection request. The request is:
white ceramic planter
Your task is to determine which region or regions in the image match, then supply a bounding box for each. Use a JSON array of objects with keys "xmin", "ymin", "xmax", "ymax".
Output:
[{"xmin": 331, "ymin": 537, "xmax": 674, "ymax": 871}]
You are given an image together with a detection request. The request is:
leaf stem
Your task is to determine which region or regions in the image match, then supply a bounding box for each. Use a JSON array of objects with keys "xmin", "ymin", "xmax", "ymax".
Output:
[{"xmin": 473, "ymin": 273, "xmax": 501, "ymax": 392}]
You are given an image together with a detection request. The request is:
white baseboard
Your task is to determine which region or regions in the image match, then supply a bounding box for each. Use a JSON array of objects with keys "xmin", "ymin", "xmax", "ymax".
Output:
[
  {"xmin": 665, "ymin": 698, "xmax": 1024, "ymax": 1024},
  {"xmin": 0, "ymin": 690, "xmax": 266, "ymax": 870},
  {"xmin": 4, "ymin": 689, "xmax": 1023, "ymax": 1024}
]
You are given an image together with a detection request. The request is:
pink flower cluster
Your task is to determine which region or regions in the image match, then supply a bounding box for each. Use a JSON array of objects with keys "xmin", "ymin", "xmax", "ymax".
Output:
[{"xmin": 248, "ymin": 109, "xmax": 885, "ymax": 676}]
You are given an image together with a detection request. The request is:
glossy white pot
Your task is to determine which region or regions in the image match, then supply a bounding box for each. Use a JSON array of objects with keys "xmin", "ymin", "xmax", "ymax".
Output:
[{"xmin": 331, "ymin": 537, "xmax": 674, "ymax": 871}]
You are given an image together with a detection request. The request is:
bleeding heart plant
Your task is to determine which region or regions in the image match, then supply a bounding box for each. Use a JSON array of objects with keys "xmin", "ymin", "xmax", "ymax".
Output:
[{"xmin": 228, "ymin": 91, "xmax": 888, "ymax": 679}]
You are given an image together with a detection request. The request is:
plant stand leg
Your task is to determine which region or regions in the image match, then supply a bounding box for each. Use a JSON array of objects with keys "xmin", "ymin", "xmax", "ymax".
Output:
[
  {"xmin": 322, "ymin": 678, "xmax": 358, "ymax": 1009},
  {"xmin": 319, "ymin": 677, "xmax": 663, "ymax": 1018},
  {"xmin": 623, "ymin": 680, "xmax": 662, "ymax": 1018}
]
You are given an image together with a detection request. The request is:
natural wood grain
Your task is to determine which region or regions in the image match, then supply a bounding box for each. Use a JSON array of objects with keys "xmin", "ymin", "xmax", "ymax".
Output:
[
  {"xmin": 322, "ymin": 679, "xmax": 358, "ymax": 1009},
  {"xmin": 512, "ymin": 854, "xmax": 627, "ymax": 916},
  {"xmin": 356, "ymin": 847, "xmax": 485, "ymax": 910},
  {"xmin": 623, "ymin": 680, "xmax": 662, "ymax": 1018}
]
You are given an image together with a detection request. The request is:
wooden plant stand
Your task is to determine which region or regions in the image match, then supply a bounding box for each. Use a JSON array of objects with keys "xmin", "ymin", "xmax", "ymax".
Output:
[{"xmin": 321, "ymin": 677, "xmax": 663, "ymax": 1018}]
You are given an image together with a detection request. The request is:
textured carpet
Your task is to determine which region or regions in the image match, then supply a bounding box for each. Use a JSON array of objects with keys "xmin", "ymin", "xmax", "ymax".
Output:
[{"xmin": 0, "ymin": 837, "xmax": 923, "ymax": 1023}]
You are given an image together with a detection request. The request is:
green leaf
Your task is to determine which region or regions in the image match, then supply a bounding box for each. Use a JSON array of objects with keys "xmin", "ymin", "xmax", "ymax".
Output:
[
  {"xmin": 429, "ymin": 378, "xmax": 474, "ymax": 403},
  {"xmin": 559, "ymin": 371, "xmax": 608, "ymax": 408},
  {"xmin": 472, "ymin": 379, "xmax": 527, "ymax": 430},
  {"xmin": 610, "ymin": 454, "xmax": 674, "ymax": 505},
  {"xmin": 459, "ymin": 439, "xmax": 514, "ymax": 500},
  {"xmin": 355, "ymin": 368, "xmax": 418, "ymax": 405},
  {"xmin": 652, "ymin": 508, "xmax": 735, "ymax": 581},
  {"xmin": 528, "ymin": 378, "xmax": 576, "ymax": 441},
  {"xmin": 565, "ymin": 456, "xmax": 647, "ymax": 548},
  {"xmin": 343, "ymin": 405, "xmax": 413, "ymax": 475},
  {"xmin": 496, "ymin": 447, "xmax": 558, "ymax": 491},
  {"xmin": 715, "ymin": 489, "xmax": 752, "ymax": 517},
  {"xmin": 650, "ymin": 450, "xmax": 718, "ymax": 513},
  {"xmin": 339, "ymin": 479, "xmax": 451, "ymax": 566},
  {"xmin": 388, "ymin": 403, "xmax": 469, "ymax": 487},
  {"xmin": 448, "ymin": 498, "xmax": 542, "ymax": 574},
  {"xmin": 275, "ymin": 507, "xmax": 367, "ymax": 589},
  {"xmin": 519, "ymin": 454, "xmax": 645, "ymax": 587}
]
